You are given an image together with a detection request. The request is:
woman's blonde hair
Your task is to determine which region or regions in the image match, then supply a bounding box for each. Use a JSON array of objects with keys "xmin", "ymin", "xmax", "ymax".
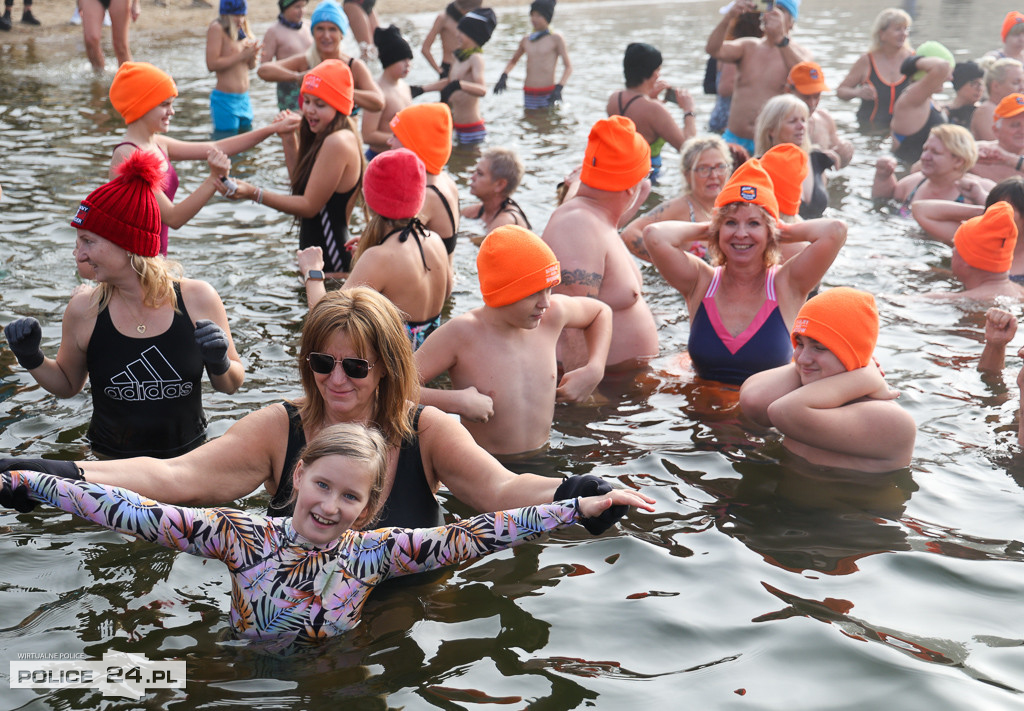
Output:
[
  {"xmin": 92, "ymin": 255, "xmax": 183, "ymax": 313},
  {"xmin": 297, "ymin": 288, "xmax": 418, "ymax": 445},
  {"xmin": 984, "ymin": 57, "xmax": 1024, "ymax": 94},
  {"xmin": 218, "ymin": 14, "xmax": 252, "ymax": 41},
  {"xmin": 291, "ymin": 422, "xmax": 390, "ymax": 528},
  {"xmin": 929, "ymin": 124, "xmax": 978, "ymax": 173},
  {"xmin": 754, "ymin": 95, "xmax": 810, "ymax": 157},
  {"xmin": 869, "ymin": 9, "xmax": 912, "ymax": 54},
  {"xmin": 707, "ymin": 202, "xmax": 780, "ymax": 268},
  {"xmin": 680, "ymin": 135, "xmax": 732, "ymax": 194}
]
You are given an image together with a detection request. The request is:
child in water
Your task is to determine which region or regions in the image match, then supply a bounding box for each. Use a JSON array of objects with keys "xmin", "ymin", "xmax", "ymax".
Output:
[
  {"xmin": 206, "ymin": 0, "xmax": 261, "ymax": 134},
  {"xmin": 0, "ymin": 423, "xmax": 653, "ymax": 647},
  {"xmin": 493, "ymin": 0, "xmax": 572, "ymax": 108}
]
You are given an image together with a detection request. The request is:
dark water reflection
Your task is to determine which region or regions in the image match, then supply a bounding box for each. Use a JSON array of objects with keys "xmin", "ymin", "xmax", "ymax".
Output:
[{"xmin": 3, "ymin": 0, "xmax": 1024, "ymax": 707}]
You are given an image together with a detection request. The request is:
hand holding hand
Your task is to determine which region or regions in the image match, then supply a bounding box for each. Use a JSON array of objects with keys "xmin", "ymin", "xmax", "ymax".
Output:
[
  {"xmin": 194, "ymin": 319, "xmax": 232, "ymax": 376},
  {"xmin": 206, "ymin": 148, "xmax": 230, "ymax": 180},
  {"xmin": 271, "ymin": 110, "xmax": 302, "ymax": 135},
  {"xmin": 0, "ymin": 458, "xmax": 84, "ymax": 513},
  {"xmin": 4, "ymin": 317, "xmax": 44, "ymax": 370},
  {"xmin": 578, "ymin": 488, "xmax": 656, "ymax": 520}
]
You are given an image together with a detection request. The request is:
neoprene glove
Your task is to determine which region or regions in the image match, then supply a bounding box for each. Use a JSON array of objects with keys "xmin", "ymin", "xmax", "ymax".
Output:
[
  {"xmin": 4, "ymin": 317, "xmax": 44, "ymax": 370},
  {"xmin": 194, "ymin": 319, "xmax": 231, "ymax": 376},
  {"xmin": 551, "ymin": 84, "xmax": 563, "ymax": 103},
  {"xmin": 554, "ymin": 474, "xmax": 628, "ymax": 535},
  {"xmin": 439, "ymin": 80, "xmax": 462, "ymax": 104},
  {"xmin": 410, "ymin": 85, "xmax": 425, "ymax": 98},
  {"xmin": 899, "ymin": 55, "xmax": 921, "ymax": 78},
  {"xmin": 493, "ymin": 73, "xmax": 508, "ymax": 94},
  {"xmin": 0, "ymin": 457, "xmax": 84, "ymax": 513}
]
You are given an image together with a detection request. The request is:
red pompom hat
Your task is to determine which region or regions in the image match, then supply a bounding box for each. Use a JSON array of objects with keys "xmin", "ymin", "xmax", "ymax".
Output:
[{"xmin": 70, "ymin": 150, "xmax": 166, "ymax": 258}]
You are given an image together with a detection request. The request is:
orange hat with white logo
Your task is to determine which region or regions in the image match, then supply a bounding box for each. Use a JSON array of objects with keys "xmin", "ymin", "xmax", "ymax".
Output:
[
  {"xmin": 477, "ymin": 226, "xmax": 561, "ymax": 307},
  {"xmin": 714, "ymin": 158, "xmax": 779, "ymax": 222}
]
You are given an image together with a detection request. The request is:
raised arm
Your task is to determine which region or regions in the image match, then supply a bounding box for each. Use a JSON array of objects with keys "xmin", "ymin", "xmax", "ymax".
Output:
[
  {"xmin": 643, "ymin": 220, "xmax": 714, "ymax": 309},
  {"xmin": 706, "ymin": 1, "xmax": 751, "ymax": 62},
  {"xmin": 776, "ymin": 217, "xmax": 847, "ymax": 298},
  {"xmin": 158, "ymin": 112, "xmax": 300, "ymax": 162},
  {"xmin": 979, "ymin": 308, "xmax": 1017, "ymax": 373},
  {"xmin": 910, "ymin": 199, "xmax": 982, "ymax": 244}
]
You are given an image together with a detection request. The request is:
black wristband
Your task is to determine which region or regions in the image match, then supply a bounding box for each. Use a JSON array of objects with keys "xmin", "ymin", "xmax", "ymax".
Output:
[
  {"xmin": 776, "ymin": 36, "xmax": 790, "ymax": 48},
  {"xmin": 13, "ymin": 349, "xmax": 44, "ymax": 371},
  {"xmin": 899, "ymin": 55, "xmax": 921, "ymax": 78}
]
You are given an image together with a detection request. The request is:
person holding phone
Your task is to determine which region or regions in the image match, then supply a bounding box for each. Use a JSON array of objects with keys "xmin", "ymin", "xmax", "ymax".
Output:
[{"xmin": 705, "ymin": 0, "xmax": 811, "ymax": 155}]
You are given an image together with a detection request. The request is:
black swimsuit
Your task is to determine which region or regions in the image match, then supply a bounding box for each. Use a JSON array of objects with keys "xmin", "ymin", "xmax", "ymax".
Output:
[
  {"xmin": 426, "ymin": 184, "xmax": 459, "ymax": 254},
  {"xmin": 473, "ymin": 197, "xmax": 532, "ymax": 230},
  {"xmin": 269, "ymin": 403, "xmax": 442, "ymax": 529}
]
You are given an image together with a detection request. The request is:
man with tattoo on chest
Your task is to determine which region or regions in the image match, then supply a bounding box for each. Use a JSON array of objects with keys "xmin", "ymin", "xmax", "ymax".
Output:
[{"xmin": 542, "ymin": 116, "xmax": 659, "ymax": 371}]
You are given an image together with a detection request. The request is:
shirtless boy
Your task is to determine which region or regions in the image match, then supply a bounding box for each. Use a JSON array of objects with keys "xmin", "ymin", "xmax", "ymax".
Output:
[
  {"xmin": 705, "ymin": 0, "xmax": 810, "ymax": 154},
  {"xmin": 260, "ymin": 0, "xmax": 312, "ymax": 111},
  {"xmin": 361, "ymin": 25, "xmax": 413, "ymax": 160},
  {"xmin": 206, "ymin": 0, "xmax": 261, "ymax": 134},
  {"xmin": 415, "ymin": 226, "xmax": 612, "ymax": 455},
  {"xmin": 493, "ymin": 0, "xmax": 572, "ymax": 109},
  {"xmin": 420, "ymin": 8, "xmax": 496, "ymax": 144},
  {"xmin": 421, "ymin": 0, "xmax": 482, "ymax": 78},
  {"xmin": 541, "ymin": 116, "xmax": 659, "ymax": 370}
]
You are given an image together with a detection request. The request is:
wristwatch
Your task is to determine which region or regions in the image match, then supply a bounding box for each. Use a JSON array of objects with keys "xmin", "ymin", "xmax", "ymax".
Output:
[
  {"xmin": 304, "ymin": 270, "xmax": 325, "ymax": 283},
  {"xmin": 776, "ymin": 36, "xmax": 790, "ymax": 48}
]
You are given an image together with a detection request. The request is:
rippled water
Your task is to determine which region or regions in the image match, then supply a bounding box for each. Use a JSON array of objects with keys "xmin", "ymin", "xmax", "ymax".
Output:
[{"xmin": 2, "ymin": 0, "xmax": 1024, "ymax": 708}]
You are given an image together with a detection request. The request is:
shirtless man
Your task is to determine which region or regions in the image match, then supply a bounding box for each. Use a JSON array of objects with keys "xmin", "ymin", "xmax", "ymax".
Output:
[
  {"xmin": 360, "ymin": 25, "xmax": 413, "ymax": 160},
  {"xmin": 493, "ymin": 0, "xmax": 572, "ymax": 109},
  {"xmin": 706, "ymin": 0, "xmax": 811, "ymax": 155},
  {"xmin": 787, "ymin": 61, "xmax": 853, "ymax": 169},
  {"xmin": 606, "ymin": 42, "xmax": 696, "ymax": 184},
  {"xmin": 541, "ymin": 116, "xmax": 659, "ymax": 370},
  {"xmin": 926, "ymin": 201, "xmax": 1024, "ymax": 301},
  {"xmin": 206, "ymin": 6, "xmax": 260, "ymax": 134},
  {"xmin": 971, "ymin": 94, "xmax": 1024, "ymax": 183},
  {"xmin": 421, "ymin": 0, "xmax": 482, "ymax": 78},
  {"xmin": 970, "ymin": 58, "xmax": 1024, "ymax": 142},
  {"xmin": 260, "ymin": 0, "xmax": 312, "ymax": 111},
  {"xmin": 420, "ymin": 8, "xmax": 495, "ymax": 144},
  {"xmin": 416, "ymin": 226, "xmax": 612, "ymax": 455}
]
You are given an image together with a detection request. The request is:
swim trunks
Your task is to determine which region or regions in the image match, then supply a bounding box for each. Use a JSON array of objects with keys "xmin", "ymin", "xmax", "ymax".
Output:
[
  {"xmin": 454, "ymin": 120, "xmax": 486, "ymax": 144},
  {"xmin": 210, "ymin": 89, "xmax": 254, "ymax": 133},
  {"xmin": 722, "ymin": 129, "xmax": 756, "ymax": 156},
  {"xmin": 524, "ymin": 85, "xmax": 555, "ymax": 109},
  {"xmin": 687, "ymin": 266, "xmax": 792, "ymax": 385}
]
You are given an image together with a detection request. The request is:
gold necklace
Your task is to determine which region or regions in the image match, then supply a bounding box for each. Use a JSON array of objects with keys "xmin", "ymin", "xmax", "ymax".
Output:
[{"xmin": 118, "ymin": 291, "xmax": 148, "ymax": 334}]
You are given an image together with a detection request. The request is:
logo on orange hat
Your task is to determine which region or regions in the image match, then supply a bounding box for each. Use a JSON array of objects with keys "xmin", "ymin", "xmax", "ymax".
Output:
[{"xmin": 740, "ymin": 186, "xmax": 757, "ymax": 201}]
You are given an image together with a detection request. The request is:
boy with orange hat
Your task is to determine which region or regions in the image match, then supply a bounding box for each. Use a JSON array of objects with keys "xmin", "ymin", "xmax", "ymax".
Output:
[
  {"xmin": 740, "ymin": 287, "xmax": 916, "ymax": 472},
  {"xmin": 541, "ymin": 116, "xmax": 659, "ymax": 371},
  {"xmin": 928, "ymin": 201, "xmax": 1024, "ymax": 301},
  {"xmin": 415, "ymin": 225, "xmax": 612, "ymax": 455},
  {"xmin": 787, "ymin": 61, "xmax": 854, "ymax": 171}
]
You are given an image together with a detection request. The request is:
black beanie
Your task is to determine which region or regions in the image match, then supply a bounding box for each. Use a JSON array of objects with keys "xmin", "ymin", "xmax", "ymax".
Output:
[
  {"xmin": 374, "ymin": 25, "xmax": 413, "ymax": 69},
  {"xmin": 624, "ymin": 42, "xmax": 662, "ymax": 87},
  {"xmin": 458, "ymin": 8, "xmax": 498, "ymax": 48},
  {"xmin": 952, "ymin": 61, "xmax": 984, "ymax": 91},
  {"xmin": 530, "ymin": 0, "xmax": 555, "ymax": 23}
]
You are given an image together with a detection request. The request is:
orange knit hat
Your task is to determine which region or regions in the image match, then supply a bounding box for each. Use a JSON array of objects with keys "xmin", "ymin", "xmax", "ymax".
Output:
[
  {"xmin": 389, "ymin": 103, "xmax": 453, "ymax": 175},
  {"xmin": 953, "ymin": 201, "xmax": 1018, "ymax": 273},
  {"xmin": 109, "ymin": 62, "xmax": 178, "ymax": 125},
  {"xmin": 477, "ymin": 225, "xmax": 561, "ymax": 307},
  {"xmin": 580, "ymin": 116, "xmax": 651, "ymax": 192},
  {"xmin": 791, "ymin": 287, "xmax": 879, "ymax": 372},
  {"xmin": 1003, "ymin": 11, "xmax": 1024, "ymax": 41},
  {"xmin": 714, "ymin": 157, "xmax": 779, "ymax": 222},
  {"xmin": 301, "ymin": 59, "xmax": 354, "ymax": 115},
  {"xmin": 994, "ymin": 93, "xmax": 1024, "ymax": 120},
  {"xmin": 759, "ymin": 144, "xmax": 808, "ymax": 217}
]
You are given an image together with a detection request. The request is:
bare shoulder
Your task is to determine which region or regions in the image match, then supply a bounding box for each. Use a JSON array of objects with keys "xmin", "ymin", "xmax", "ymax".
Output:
[
  {"xmin": 179, "ymin": 278, "xmax": 222, "ymax": 308},
  {"xmin": 66, "ymin": 285, "xmax": 99, "ymax": 320}
]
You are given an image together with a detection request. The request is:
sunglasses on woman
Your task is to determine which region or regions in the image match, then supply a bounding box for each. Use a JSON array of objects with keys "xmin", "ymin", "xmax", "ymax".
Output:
[{"xmin": 306, "ymin": 352, "xmax": 375, "ymax": 379}]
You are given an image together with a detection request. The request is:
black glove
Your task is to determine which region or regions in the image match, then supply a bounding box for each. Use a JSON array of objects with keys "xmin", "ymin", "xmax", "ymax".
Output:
[
  {"xmin": 899, "ymin": 55, "xmax": 921, "ymax": 78},
  {"xmin": 439, "ymin": 79, "xmax": 462, "ymax": 104},
  {"xmin": 410, "ymin": 85, "xmax": 425, "ymax": 98},
  {"xmin": 0, "ymin": 457, "xmax": 84, "ymax": 513},
  {"xmin": 551, "ymin": 84, "xmax": 563, "ymax": 103},
  {"xmin": 194, "ymin": 319, "xmax": 231, "ymax": 376},
  {"xmin": 554, "ymin": 474, "xmax": 628, "ymax": 535},
  {"xmin": 4, "ymin": 317, "xmax": 44, "ymax": 370},
  {"xmin": 493, "ymin": 73, "xmax": 508, "ymax": 94}
]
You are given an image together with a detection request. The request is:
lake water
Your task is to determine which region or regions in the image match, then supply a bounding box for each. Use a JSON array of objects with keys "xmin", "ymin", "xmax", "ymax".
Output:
[{"xmin": 2, "ymin": 0, "xmax": 1024, "ymax": 708}]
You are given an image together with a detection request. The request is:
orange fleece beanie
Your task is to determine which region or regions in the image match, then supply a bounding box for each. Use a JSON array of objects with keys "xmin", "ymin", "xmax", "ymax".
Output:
[
  {"xmin": 954, "ymin": 201, "xmax": 1018, "ymax": 273},
  {"xmin": 715, "ymin": 157, "xmax": 780, "ymax": 222},
  {"xmin": 109, "ymin": 62, "xmax": 178, "ymax": 125},
  {"xmin": 791, "ymin": 287, "xmax": 879, "ymax": 371},
  {"xmin": 477, "ymin": 225, "xmax": 561, "ymax": 307},
  {"xmin": 301, "ymin": 59, "xmax": 354, "ymax": 116},
  {"xmin": 390, "ymin": 103, "xmax": 453, "ymax": 175},
  {"xmin": 759, "ymin": 144, "xmax": 808, "ymax": 217},
  {"xmin": 580, "ymin": 116, "xmax": 651, "ymax": 191}
]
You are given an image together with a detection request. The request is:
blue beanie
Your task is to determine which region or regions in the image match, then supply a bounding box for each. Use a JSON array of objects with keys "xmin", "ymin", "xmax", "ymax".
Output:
[
  {"xmin": 776, "ymin": 0, "xmax": 799, "ymax": 20},
  {"xmin": 310, "ymin": 0, "xmax": 349, "ymax": 36},
  {"xmin": 220, "ymin": 0, "xmax": 246, "ymax": 14}
]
